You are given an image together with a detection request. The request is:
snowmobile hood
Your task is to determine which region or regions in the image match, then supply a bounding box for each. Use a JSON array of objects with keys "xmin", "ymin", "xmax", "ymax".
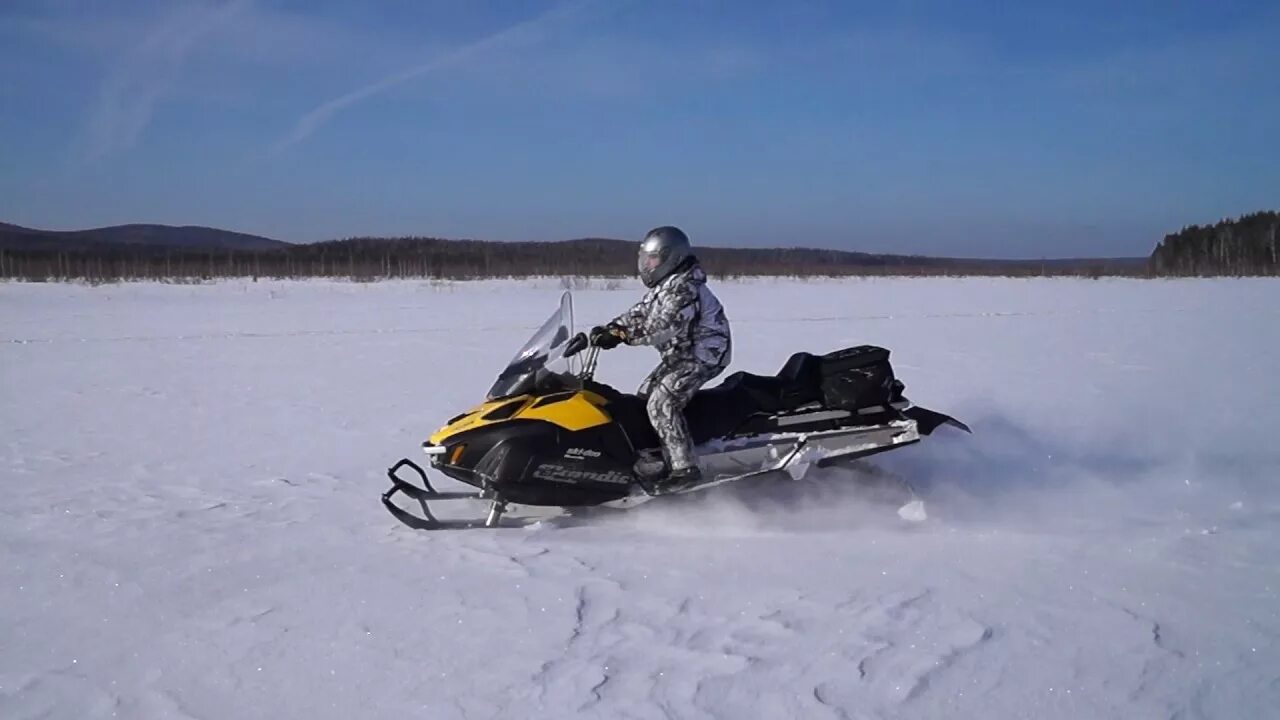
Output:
[{"xmin": 428, "ymin": 390, "xmax": 612, "ymax": 445}]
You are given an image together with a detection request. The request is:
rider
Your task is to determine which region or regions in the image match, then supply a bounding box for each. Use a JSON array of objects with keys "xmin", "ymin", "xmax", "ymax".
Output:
[{"xmin": 590, "ymin": 226, "xmax": 732, "ymax": 493}]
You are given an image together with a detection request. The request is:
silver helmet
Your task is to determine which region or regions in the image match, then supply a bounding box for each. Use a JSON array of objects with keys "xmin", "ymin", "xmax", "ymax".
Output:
[{"xmin": 637, "ymin": 226, "xmax": 692, "ymax": 288}]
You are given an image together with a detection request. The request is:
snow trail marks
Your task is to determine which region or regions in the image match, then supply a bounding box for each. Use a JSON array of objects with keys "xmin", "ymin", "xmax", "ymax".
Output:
[{"xmin": 3, "ymin": 277, "xmax": 1279, "ymax": 719}]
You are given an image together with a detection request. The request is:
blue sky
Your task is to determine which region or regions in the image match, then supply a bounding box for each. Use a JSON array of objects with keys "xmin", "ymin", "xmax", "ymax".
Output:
[{"xmin": 1, "ymin": 0, "xmax": 1276, "ymax": 257}]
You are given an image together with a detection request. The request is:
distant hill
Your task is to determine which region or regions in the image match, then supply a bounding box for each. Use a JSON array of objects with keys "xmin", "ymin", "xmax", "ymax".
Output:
[
  {"xmin": 0, "ymin": 221, "xmax": 1148, "ymax": 280},
  {"xmin": 0, "ymin": 222, "xmax": 289, "ymax": 252},
  {"xmin": 362, "ymin": 235, "xmax": 1141, "ymax": 277}
]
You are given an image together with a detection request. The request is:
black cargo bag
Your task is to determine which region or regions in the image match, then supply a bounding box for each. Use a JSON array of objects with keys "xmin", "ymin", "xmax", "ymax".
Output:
[{"xmin": 818, "ymin": 345, "xmax": 900, "ymax": 410}]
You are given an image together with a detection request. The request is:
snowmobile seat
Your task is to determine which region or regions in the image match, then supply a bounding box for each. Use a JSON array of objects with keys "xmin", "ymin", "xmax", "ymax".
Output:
[
  {"xmin": 681, "ymin": 352, "xmax": 824, "ymax": 442},
  {"xmin": 685, "ymin": 384, "xmax": 760, "ymax": 443},
  {"xmin": 702, "ymin": 352, "xmax": 823, "ymax": 414},
  {"xmin": 776, "ymin": 351, "xmax": 823, "ymax": 407},
  {"xmin": 588, "ymin": 379, "xmax": 762, "ymax": 450},
  {"xmin": 592, "ymin": 349, "xmax": 872, "ymax": 451},
  {"xmin": 711, "ymin": 372, "xmax": 787, "ymax": 412}
]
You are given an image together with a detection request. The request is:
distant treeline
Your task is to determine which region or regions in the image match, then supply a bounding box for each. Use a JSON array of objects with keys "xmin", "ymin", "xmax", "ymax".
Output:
[
  {"xmin": 0, "ymin": 236, "xmax": 1148, "ymax": 282},
  {"xmin": 1150, "ymin": 211, "xmax": 1279, "ymax": 276}
]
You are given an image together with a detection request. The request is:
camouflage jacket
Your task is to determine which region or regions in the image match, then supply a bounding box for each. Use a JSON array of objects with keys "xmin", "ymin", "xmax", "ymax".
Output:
[{"xmin": 610, "ymin": 261, "xmax": 732, "ymax": 369}]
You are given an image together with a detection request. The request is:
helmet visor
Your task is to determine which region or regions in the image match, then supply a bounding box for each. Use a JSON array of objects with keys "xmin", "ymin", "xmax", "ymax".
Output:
[{"xmin": 638, "ymin": 248, "xmax": 664, "ymax": 285}]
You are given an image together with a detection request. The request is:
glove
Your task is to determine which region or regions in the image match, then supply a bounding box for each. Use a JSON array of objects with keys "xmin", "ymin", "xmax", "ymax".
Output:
[{"xmin": 589, "ymin": 324, "xmax": 624, "ymax": 350}]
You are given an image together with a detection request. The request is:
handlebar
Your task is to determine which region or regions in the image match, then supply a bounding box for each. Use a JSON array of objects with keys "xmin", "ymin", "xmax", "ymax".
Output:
[{"xmin": 563, "ymin": 332, "xmax": 602, "ymax": 381}]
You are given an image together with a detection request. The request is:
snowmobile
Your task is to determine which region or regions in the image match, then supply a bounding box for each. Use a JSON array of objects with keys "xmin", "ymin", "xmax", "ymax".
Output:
[{"xmin": 382, "ymin": 292, "xmax": 969, "ymax": 530}]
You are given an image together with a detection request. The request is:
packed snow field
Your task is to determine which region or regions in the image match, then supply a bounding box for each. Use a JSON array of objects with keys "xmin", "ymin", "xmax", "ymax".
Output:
[{"xmin": 3, "ymin": 277, "xmax": 1278, "ymax": 719}]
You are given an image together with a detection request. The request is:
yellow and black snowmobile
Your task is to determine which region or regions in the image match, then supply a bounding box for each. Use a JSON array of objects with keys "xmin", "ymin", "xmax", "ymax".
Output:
[{"xmin": 382, "ymin": 292, "xmax": 968, "ymax": 529}]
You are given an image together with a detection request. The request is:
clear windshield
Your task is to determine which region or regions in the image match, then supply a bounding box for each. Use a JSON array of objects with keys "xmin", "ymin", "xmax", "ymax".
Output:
[{"xmin": 486, "ymin": 291, "xmax": 580, "ymax": 399}]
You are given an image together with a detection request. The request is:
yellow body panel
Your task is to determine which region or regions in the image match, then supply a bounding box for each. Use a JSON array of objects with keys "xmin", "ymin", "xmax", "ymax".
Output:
[
  {"xmin": 518, "ymin": 391, "xmax": 611, "ymax": 430},
  {"xmin": 428, "ymin": 391, "xmax": 611, "ymax": 445}
]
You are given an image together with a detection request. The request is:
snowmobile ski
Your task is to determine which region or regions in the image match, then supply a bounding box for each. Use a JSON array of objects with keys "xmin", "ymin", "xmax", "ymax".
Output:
[{"xmin": 382, "ymin": 459, "xmax": 509, "ymax": 530}]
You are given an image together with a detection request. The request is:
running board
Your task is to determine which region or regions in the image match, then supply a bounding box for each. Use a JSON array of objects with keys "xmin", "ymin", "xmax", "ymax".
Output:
[
  {"xmin": 608, "ymin": 424, "xmax": 921, "ymax": 508},
  {"xmin": 814, "ymin": 437, "xmax": 920, "ymax": 467}
]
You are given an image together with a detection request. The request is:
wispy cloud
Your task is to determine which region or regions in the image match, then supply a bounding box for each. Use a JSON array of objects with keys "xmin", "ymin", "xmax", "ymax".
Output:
[
  {"xmin": 272, "ymin": 0, "xmax": 602, "ymax": 153},
  {"xmin": 79, "ymin": 0, "xmax": 249, "ymax": 161}
]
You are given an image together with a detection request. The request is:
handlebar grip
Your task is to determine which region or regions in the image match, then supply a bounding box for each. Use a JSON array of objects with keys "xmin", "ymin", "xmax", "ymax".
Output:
[{"xmin": 564, "ymin": 332, "xmax": 589, "ymax": 357}]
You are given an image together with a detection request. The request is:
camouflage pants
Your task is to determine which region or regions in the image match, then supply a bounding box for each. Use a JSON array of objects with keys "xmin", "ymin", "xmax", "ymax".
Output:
[{"xmin": 638, "ymin": 358, "xmax": 726, "ymax": 472}]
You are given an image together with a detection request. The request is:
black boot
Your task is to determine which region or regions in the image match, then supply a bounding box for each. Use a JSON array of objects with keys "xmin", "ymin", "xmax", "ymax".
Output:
[{"xmin": 652, "ymin": 466, "xmax": 703, "ymax": 495}]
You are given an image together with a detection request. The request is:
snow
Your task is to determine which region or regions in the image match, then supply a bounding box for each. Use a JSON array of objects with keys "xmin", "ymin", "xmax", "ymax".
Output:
[{"xmin": 2, "ymin": 276, "xmax": 1279, "ymax": 719}]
